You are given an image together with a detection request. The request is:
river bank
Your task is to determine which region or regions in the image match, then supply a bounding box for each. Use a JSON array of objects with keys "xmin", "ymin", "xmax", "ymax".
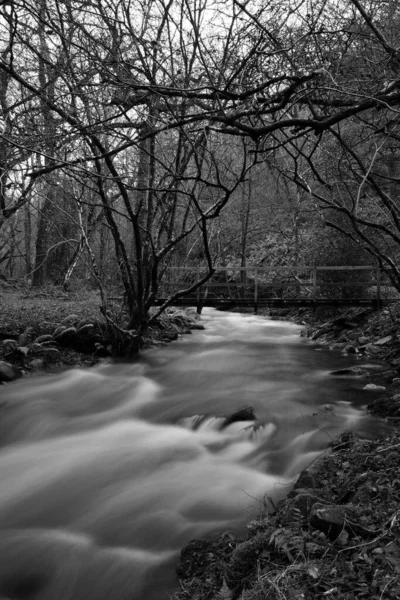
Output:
[
  {"xmin": 172, "ymin": 304, "xmax": 400, "ymax": 600},
  {"xmin": 0, "ymin": 283, "xmax": 202, "ymax": 382}
]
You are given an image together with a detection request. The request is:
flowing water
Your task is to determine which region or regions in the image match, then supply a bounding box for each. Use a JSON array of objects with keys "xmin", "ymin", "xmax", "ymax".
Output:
[{"xmin": 0, "ymin": 309, "xmax": 389, "ymax": 600}]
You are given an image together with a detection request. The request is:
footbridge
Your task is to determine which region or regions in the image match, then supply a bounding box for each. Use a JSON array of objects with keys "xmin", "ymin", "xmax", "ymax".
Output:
[{"xmin": 155, "ymin": 266, "xmax": 398, "ymax": 311}]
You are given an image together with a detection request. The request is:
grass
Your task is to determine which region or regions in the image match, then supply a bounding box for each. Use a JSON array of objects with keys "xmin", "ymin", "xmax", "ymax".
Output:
[{"xmin": 0, "ymin": 283, "xmax": 102, "ymax": 335}]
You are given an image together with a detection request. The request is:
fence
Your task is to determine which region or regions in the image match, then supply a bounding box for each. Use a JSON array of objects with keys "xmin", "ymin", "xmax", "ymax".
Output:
[{"xmin": 156, "ymin": 266, "xmax": 399, "ymax": 308}]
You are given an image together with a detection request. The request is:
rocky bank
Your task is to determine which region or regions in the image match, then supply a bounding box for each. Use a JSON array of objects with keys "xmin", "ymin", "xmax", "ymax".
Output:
[{"xmin": 172, "ymin": 304, "xmax": 400, "ymax": 600}]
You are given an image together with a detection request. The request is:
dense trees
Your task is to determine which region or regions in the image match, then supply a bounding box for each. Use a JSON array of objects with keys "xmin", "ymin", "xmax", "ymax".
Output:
[{"xmin": 0, "ymin": 0, "xmax": 399, "ymax": 343}]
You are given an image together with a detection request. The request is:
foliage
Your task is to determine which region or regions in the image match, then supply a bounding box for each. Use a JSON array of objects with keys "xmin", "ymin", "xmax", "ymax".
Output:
[{"xmin": 1, "ymin": 0, "xmax": 400, "ymax": 341}]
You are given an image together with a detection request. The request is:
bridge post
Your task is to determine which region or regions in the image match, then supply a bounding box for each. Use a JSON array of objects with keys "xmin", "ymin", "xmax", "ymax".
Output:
[
  {"xmin": 254, "ymin": 267, "xmax": 258, "ymax": 313},
  {"xmin": 312, "ymin": 266, "xmax": 317, "ymax": 309},
  {"xmin": 374, "ymin": 267, "xmax": 382, "ymax": 311}
]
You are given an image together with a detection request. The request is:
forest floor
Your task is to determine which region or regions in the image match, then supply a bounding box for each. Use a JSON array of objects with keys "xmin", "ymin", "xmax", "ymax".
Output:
[{"xmin": 172, "ymin": 304, "xmax": 400, "ymax": 600}]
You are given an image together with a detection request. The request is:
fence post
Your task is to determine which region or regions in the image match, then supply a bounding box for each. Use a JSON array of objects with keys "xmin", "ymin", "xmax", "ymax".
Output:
[
  {"xmin": 375, "ymin": 267, "xmax": 381, "ymax": 310},
  {"xmin": 196, "ymin": 264, "xmax": 202, "ymax": 314},
  {"xmin": 312, "ymin": 267, "xmax": 317, "ymax": 308},
  {"xmin": 254, "ymin": 266, "xmax": 258, "ymax": 313}
]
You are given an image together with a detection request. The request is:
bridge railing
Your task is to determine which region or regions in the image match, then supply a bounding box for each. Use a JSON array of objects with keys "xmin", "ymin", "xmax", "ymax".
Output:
[{"xmin": 158, "ymin": 266, "xmax": 399, "ymax": 306}]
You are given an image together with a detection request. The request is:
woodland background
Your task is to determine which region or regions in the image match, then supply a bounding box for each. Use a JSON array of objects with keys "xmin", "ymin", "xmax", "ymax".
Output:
[{"xmin": 0, "ymin": 0, "xmax": 399, "ymax": 337}]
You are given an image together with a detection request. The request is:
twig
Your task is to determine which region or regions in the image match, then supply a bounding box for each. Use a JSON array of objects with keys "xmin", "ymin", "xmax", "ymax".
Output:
[{"xmin": 377, "ymin": 442, "xmax": 400, "ymax": 453}]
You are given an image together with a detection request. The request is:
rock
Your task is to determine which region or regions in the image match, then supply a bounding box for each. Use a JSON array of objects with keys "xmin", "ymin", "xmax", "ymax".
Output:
[
  {"xmin": 374, "ymin": 335, "xmax": 393, "ymax": 346},
  {"xmin": 365, "ymin": 344, "xmax": 381, "ymax": 354},
  {"xmin": 358, "ymin": 336, "xmax": 369, "ymax": 344},
  {"xmin": 309, "ymin": 503, "xmax": 376, "ymax": 540},
  {"xmin": 0, "ymin": 360, "xmax": 21, "ymax": 382},
  {"xmin": 311, "ymin": 324, "xmax": 333, "ymax": 341},
  {"xmin": 189, "ymin": 323, "xmax": 205, "ymax": 330},
  {"xmin": 53, "ymin": 325, "xmax": 66, "ymax": 337},
  {"xmin": 331, "ymin": 366, "xmax": 370, "ymax": 376},
  {"xmin": 17, "ymin": 327, "xmax": 36, "ymax": 346},
  {"xmin": 61, "ymin": 314, "xmax": 80, "ymax": 325},
  {"xmin": 40, "ymin": 321, "xmax": 58, "ymax": 333},
  {"xmin": 41, "ymin": 347, "xmax": 61, "ymax": 363},
  {"xmin": 223, "ymin": 406, "xmax": 256, "ymax": 428},
  {"xmin": 34, "ymin": 334, "xmax": 54, "ymax": 344},
  {"xmin": 162, "ymin": 331, "xmax": 178, "ymax": 341},
  {"xmin": 29, "ymin": 358, "xmax": 44, "ymax": 369},
  {"xmin": 226, "ymin": 534, "xmax": 269, "ymax": 589},
  {"xmin": 76, "ymin": 324, "xmax": 94, "ymax": 335},
  {"xmin": 54, "ymin": 326, "xmax": 78, "ymax": 346},
  {"xmin": 1, "ymin": 339, "xmax": 18, "ymax": 349},
  {"xmin": 345, "ymin": 345, "xmax": 357, "ymax": 354},
  {"xmin": 363, "ymin": 383, "xmax": 386, "ymax": 390},
  {"xmin": 76, "ymin": 318, "xmax": 91, "ymax": 331}
]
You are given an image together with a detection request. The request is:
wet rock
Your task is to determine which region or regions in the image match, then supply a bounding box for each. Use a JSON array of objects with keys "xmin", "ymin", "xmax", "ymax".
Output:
[
  {"xmin": 345, "ymin": 344, "xmax": 357, "ymax": 354},
  {"xmin": 223, "ymin": 406, "xmax": 256, "ymax": 428},
  {"xmin": 0, "ymin": 360, "xmax": 21, "ymax": 382},
  {"xmin": 189, "ymin": 323, "xmax": 205, "ymax": 330},
  {"xmin": 331, "ymin": 366, "xmax": 370, "ymax": 376},
  {"xmin": 363, "ymin": 383, "xmax": 386, "ymax": 390},
  {"xmin": 358, "ymin": 336, "xmax": 370, "ymax": 344}
]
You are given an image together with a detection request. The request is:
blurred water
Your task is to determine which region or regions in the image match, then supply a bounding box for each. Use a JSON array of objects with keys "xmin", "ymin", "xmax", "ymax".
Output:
[{"xmin": 0, "ymin": 308, "xmax": 388, "ymax": 600}]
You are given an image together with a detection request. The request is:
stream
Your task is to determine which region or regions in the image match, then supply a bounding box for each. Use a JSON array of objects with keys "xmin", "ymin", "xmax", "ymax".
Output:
[{"xmin": 0, "ymin": 308, "xmax": 389, "ymax": 600}]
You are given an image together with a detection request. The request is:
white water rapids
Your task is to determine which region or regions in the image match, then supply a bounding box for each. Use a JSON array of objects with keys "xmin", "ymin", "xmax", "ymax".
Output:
[{"xmin": 0, "ymin": 309, "xmax": 389, "ymax": 600}]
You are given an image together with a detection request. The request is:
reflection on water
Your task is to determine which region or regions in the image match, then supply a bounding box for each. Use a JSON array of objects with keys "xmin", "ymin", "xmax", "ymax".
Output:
[{"xmin": 0, "ymin": 309, "xmax": 388, "ymax": 600}]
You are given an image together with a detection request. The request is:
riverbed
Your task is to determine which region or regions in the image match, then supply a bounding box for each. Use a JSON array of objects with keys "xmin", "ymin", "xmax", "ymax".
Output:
[{"xmin": 0, "ymin": 309, "xmax": 388, "ymax": 600}]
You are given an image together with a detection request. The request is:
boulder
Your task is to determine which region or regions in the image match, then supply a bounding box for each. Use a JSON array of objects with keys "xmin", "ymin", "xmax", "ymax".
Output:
[
  {"xmin": 54, "ymin": 326, "xmax": 78, "ymax": 346},
  {"xmin": 331, "ymin": 366, "xmax": 368, "ymax": 376},
  {"xmin": 29, "ymin": 358, "xmax": 44, "ymax": 370},
  {"xmin": 223, "ymin": 406, "xmax": 256, "ymax": 428},
  {"xmin": 0, "ymin": 360, "xmax": 21, "ymax": 382},
  {"xmin": 189, "ymin": 323, "xmax": 205, "ymax": 330},
  {"xmin": 345, "ymin": 345, "xmax": 357, "ymax": 354},
  {"xmin": 61, "ymin": 314, "xmax": 80, "ymax": 325},
  {"xmin": 53, "ymin": 325, "xmax": 66, "ymax": 337},
  {"xmin": 34, "ymin": 334, "xmax": 54, "ymax": 344}
]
